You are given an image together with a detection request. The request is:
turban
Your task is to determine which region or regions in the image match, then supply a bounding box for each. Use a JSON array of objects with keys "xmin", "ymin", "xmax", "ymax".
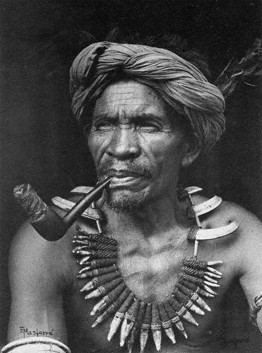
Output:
[{"xmin": 70, "ymin": 42, "xmax": 225, "ymax": 152}]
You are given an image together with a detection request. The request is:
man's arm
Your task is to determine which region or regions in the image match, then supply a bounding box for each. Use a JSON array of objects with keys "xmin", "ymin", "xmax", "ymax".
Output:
[
  {"xmin": 7, "ymin": 222, "xmax": 68, "ymax": 344},
  {"xmin": 236, "ymin": 208, "xmax": 262, "ymax": 332}
]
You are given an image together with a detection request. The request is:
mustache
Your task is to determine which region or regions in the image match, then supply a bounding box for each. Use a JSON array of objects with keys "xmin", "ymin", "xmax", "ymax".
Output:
[{"xmin": 97, "ymin": 163, "xmax": 153, "ymax": 179}]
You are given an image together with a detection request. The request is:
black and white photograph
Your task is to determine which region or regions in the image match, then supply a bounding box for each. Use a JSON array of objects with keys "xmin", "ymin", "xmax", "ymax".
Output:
[{"xmin": 1, "ymin": 1, "xmax": 262, "ymax": 352}]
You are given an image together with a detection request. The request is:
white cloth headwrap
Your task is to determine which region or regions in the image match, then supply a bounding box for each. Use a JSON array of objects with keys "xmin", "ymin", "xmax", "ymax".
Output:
[{"xmin": 70, "ymin": 42, "xmax": 225, "ymax": 151}]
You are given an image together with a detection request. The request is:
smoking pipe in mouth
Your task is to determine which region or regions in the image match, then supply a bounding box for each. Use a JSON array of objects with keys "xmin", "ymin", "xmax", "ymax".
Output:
[{"xmin": 13, "ymin": 177, "xmax": 112, "ymax": 241}]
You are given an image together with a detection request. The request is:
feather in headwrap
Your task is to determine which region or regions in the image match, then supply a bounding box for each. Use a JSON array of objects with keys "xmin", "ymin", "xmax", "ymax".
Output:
[{"xmin": 69, "ymin": 41, "xmax": 225, "ymax": 152}]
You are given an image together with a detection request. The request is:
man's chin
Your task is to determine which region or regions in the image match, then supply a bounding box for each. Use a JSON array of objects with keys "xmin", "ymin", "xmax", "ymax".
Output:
[{"xmin": 106, "ymin": 189, "xmax": 147, "ymax": 213}]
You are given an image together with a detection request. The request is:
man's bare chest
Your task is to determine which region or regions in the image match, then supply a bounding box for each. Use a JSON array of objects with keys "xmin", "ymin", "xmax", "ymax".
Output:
[
  {"xmin": 65, "ymin": 236, "xmax": 235, "ymax": 353},
  {"xmin": 117, "ymin": 242, "xmax": 191, "ymax": 303},
  {"xmin": 65, "ymin": 282, "xmax": 226, "ymax": 353},
  {"xmin": 56, "ymin": 189, "xmax": 243, "ymax": 352}
]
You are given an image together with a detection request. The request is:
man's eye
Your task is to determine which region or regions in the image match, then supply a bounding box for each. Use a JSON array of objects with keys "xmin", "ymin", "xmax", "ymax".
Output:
[
  {"xmin": 137, "ymin": 122, "xmax": 160, "ymax": 132},
  {"xmin": 93, "ymin": 121, "xmax": 114, "ymax": 131}
]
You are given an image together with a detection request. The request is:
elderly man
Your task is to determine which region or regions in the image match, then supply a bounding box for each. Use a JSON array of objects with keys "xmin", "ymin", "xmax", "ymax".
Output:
[{"xmin": 4, "ymin": 40, "xmax": 262, "ymax": 353}]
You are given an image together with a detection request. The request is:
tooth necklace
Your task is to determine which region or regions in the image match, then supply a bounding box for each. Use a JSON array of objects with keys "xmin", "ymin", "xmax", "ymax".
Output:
[{"xmin": 69, "ymin": 186, "xmax": 238, "ymax": 353}]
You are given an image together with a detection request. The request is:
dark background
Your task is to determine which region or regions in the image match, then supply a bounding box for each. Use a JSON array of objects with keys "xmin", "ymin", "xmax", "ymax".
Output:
[{"xmin": 0, "ymin": 0, "xmax": 262, "ymax": 350}]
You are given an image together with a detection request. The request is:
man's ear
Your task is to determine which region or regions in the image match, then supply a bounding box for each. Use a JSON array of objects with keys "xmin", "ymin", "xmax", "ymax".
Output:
[{"xmin": 181, "ymin": 134, "xmax": 201, "ymax": 168}]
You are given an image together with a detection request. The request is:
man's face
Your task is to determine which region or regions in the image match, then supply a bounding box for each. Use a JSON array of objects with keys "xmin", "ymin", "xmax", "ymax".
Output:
[{"xmin": 87, "ymin": 80, "xmax": 189, "ymax": 211}]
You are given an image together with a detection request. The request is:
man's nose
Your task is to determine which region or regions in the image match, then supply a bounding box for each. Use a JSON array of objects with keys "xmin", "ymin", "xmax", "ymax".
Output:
[{"xmin": 106, "ymin": 125, "xmax": 140, "ymax": 159}]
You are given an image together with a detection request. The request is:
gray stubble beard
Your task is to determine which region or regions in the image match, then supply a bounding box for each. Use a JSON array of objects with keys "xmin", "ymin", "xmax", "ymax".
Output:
[{"xmin": 106, "ymin": 190, "xmax": 148, "ymax": 213}]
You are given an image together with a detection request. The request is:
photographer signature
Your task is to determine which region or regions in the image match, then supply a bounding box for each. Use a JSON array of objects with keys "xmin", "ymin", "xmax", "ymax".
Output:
[{"xmin": 19, "ymin": 326, "xmax": 54, "ymax": 338}]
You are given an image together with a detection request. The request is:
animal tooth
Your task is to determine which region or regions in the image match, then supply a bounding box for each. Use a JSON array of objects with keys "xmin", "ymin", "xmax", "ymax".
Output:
[
  {"xmin": 204, "ymin": 271, "xmax": 221, "ymax": 279},
  {"xmin": 91, "ymin": 283, "xmax": 127, "ymax": 316},
  {"xmin": 120, "ymin": 318, "xmax": 134, "ymax": 347},
  {"xmin": 192, "ymin": 196, "xmax": 222, "ymax": 217},
  {"xmin": 107, "ymin": 292, "xmax": 135, "ymax": 341},
  {"xmin": 85, "ymin": 288, "xmax": 102, "ymax": 299},
  {"xmin": 81, "ymin": 271, "xmax": 121, "ymax": 293},
  {"xmin": 158, "ymin": 303, "xmax": 177, "ymax": 344},
  {"xmin": 76, "ymin": 249, "xmax": 93, "ymax": 256},
  {"xmin": 195, "ymin": 223, "xmax": 238, "ymax": 240},
  {"xmin": 198, "ymin": 288, "xmax": 214, "ymax": 298},
  {"xmin": 184, "ymin": 186, "xmax": 203, "ymax": 195},
  {"xmin": 168, "ymin": 297, "xmax": 198, "ymax": 326},
  {"xmin": 120, "ymin": 300, "xmax": 140, "ymax": 347},
  {"xmin": 204, "ymin": 275, "xmax": 218, "ymax": 284},
  {"xmin": 171, "ymin": 316, "xmax": 188, "ymax": 339},
  {"xmin": 79, "ymin": 256, "xmax": 91, "ymax": 265},
  {"xmin": 78, "ymin": 265, "xmax": 118, "ymax": 279},
  {"xmin": 151, "ymin": 304, "xmax": 162, "ymax": 351},
  {"xmin": 80, "ymin": 280, "xmax": 95, "ymax": 292},
  {"xmin": 195, "ymin": 296, "xmax": 211, "ymax": 312},
  {"xmin": 203, "ymin": 285, "xmax": 217, "ymax": 296},
  {"xmin": 207, "ymin": 267, "xmax": 222, "ymax": 276},
  {"xmin": 161, "ymin": 300, "xmax": 189, "ymax": 339},
  {"xmin": 127, "ymin": 326, "xmax": 137, "ymax": 353},
  {"xmin": 182, "ymin": 310, "xmax": 199, "ymax": 326},
  {"xmin": 152, "ymin": 329, "xmax": 162, "ymax": 351},
  {"xmin": 127, "ymin": 303, "xmax": 146, "ymax": 353},
  {"xmin": 90, "ymin": 298, "xmax": 107, "ymax": 316},
  {"xmin": 140, "ymin": 304, "xmax": 151, "ymax": 353},
  {"xmin": 92, "ymin": 288, "xmax": 131, "ymax": 327},
  {"xmin": 164, "ymin": 327, "xmax": 176, "ymax": 344},
  {"xmin": 140, "ymin": 327, "xmax": 149, "ymax": 353},
  {"xmin": 189, "ymin": 303, "xmax": 205, "ymax": 316},
  {"xmin": 85, "ymin": 277, "xmax": 123, "ymax": 299},
  {"xmin": 72, "ymin": 245, "xmax": 88, "ymax": 253},
  {"xmin": 207, "ymin": 261, "xmax": 223, "ymax": 266},
  {"xmin": 203, "ymin": 280, "xmax": 220, "ymax": 288},
  {"xmin": 108, "ymin": 315, "xmax": 123, "ymax": 341},
  {"xmin": 78, "ymin": 266, "xmax": 91, "ymax": 273}
]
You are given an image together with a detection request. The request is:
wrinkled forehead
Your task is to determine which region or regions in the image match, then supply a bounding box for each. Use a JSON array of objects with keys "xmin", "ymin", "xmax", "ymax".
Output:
[{"xmin": 93, "ymin": 80, "xmax": 170, "ymax": 120}]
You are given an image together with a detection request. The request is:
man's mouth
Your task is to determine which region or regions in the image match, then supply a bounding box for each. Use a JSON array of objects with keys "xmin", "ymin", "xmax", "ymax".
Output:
[
  {"xmin": 106, "ymin": 169, "xmax": 142, "ymax": 178},
  {"xmin": 101, "ymin": 169, "xmax": 151, "ymax": 188}
]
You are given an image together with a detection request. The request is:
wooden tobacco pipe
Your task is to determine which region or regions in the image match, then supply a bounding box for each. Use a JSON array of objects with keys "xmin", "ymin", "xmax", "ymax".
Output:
[{"xmin": 13, "ymin": 177, "xmax": 112, "ymax": 241}]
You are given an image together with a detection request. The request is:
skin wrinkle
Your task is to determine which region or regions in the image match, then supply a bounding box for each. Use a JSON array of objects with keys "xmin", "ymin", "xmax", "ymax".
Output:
[
  {"xmin": 70, "ymin": 42, "xmax": 225, "ymax": 152},
  {"xmin": 88, "ymin": 80, "xmax": 191, "ymax": 214},
  {"xmin": 86, "ymin": 79, "xmax": 199, "ymax": 302}
]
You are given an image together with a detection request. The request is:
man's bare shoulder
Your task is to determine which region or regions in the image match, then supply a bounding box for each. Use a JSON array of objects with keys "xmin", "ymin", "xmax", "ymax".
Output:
[
  {"xmin": 191, "ymin": 193, "xmax": 262, "ymax": 283},
  {"xmin": 10, "ymin": 222, "xmax": 69, "ymax": 289},
  {"xmin": 192, "ymin": 194, "xmax": 262, "ymax": 262},
  {"xmin": 10, "ymin": 217, "xmax": 98, "ymax": 288},
  {"xmin": 192, "ymin": 193, "xmax": 259, "ymax": 230}
]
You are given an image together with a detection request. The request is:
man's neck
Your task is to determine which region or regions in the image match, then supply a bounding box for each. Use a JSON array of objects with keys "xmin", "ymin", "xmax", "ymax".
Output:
[{"xmin": 102, "ymin": 194, "xmax": 190, "ymax": 249}]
